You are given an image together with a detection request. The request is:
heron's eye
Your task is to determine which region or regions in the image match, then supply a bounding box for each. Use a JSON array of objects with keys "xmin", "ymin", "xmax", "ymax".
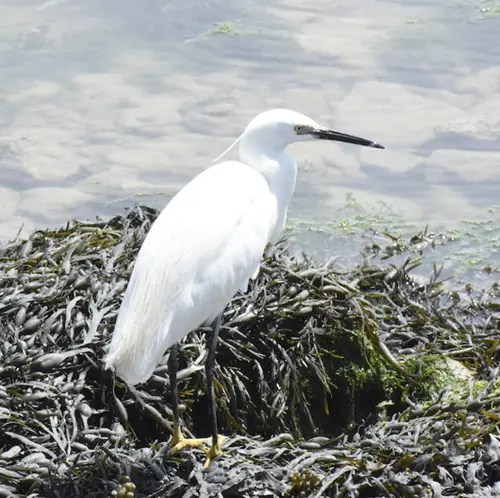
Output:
[{"xmin": 294, "ymin": 125, "xmax": 307, "ymax": 134}]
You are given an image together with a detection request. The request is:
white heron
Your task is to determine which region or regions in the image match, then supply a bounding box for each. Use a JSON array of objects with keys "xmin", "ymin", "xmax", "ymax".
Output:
[{"xmin": 104, "ymin": 108, "xmax": 384, "ymax": 466}]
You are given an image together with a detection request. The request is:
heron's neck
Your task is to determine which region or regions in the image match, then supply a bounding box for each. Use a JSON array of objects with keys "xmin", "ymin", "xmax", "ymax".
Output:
[
  {"xmin": 239, "ymin": 138, "xmax": 296, "ymax": 192},
  {"xmin": 239, "ymin": 138, "xmax": 297, "ymax": 239}
]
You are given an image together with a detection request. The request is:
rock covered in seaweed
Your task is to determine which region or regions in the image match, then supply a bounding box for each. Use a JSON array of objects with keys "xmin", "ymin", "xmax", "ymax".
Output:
[{"xmin": 0, "ymin": 205, "xmax": 499, "ymax": 497}]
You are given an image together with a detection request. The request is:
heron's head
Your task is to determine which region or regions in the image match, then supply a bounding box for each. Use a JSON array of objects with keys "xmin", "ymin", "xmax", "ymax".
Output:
[
  {"xmin": 213, "ymin": 108, "xmax": 384, "ymax": 165},
  {"xmin": 243, "ymin": 109, "xmax": 385, "ymax": 150}
]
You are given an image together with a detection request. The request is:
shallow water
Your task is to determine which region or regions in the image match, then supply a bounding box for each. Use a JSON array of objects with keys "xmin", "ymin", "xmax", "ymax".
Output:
[{"xmin": 1, "ymin": 0, "xmax": 500, "ymax": 280}]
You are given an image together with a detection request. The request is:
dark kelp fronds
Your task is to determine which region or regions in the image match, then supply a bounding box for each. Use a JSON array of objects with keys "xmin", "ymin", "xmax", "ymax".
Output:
[{"xmin": 0, "ymin": 206, "xmax": 499, "ymax": 496}]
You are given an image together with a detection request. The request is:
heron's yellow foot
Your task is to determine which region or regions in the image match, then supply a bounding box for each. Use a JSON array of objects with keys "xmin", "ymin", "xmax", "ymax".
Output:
[
  {"xmin": 203, "ymin": 435, "xmax": 227, "ymax": 468},
  {"xmin": 169, "ymin": 426, "xmax": 211, "ymax": 454}
]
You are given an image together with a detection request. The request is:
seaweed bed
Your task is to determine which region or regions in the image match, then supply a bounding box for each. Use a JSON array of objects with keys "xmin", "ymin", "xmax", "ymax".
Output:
[{"xmin": 1, "ymin": 206, "xmax": 500, "ymax": 498}]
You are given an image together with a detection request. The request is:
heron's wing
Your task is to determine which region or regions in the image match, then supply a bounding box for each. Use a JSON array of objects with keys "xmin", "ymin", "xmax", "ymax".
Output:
[{"xmin": 104, "ymin": 161, "xmax": 277, "ymax": 384}]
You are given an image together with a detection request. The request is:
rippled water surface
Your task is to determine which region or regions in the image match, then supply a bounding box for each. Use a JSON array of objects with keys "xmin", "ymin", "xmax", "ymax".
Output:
[{"xmin": 1, "ymin": 0, "xmax": 500, "ymax": 279}]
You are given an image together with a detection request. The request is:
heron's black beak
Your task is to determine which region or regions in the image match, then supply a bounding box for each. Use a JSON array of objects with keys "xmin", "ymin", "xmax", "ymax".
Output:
[{"xmin": 312, "ymin": 128, "xmax": 385, "ymax": 149}]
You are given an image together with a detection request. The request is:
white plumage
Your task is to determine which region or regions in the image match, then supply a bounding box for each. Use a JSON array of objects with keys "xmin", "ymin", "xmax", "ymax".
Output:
[{"xmin": 104, "ymin": 161, "xmax": 277, "ymax": 384}]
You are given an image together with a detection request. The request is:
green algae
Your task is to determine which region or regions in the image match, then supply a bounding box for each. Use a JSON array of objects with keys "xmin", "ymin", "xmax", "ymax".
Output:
[{"xmin": 287, "ymin": 194, "xmax": 500, "ymax": 288}]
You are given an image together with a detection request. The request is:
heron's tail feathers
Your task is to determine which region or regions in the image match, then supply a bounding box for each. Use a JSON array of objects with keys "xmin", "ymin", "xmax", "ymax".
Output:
[{"xmin": 104, "ymin": 288, "xmax": 172, "ymax": 385}]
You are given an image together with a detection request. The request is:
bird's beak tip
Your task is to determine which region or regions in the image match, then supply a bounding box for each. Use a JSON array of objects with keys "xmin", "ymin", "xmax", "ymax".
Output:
[{"xmin": 371, "ymin": 142, "xmax": 385, "ymax": 150}]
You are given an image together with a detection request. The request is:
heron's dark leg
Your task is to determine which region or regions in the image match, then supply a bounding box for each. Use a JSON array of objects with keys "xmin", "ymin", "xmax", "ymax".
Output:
[
  {"xmin": 203, "ymin": 313, "xmax": 226, "ymax": 467},
  {"xmin": 168, "ymin": 343, "xmax": 183, "ymax": 445},
  {"xmin": 169, "ymin": 343, "xmax": 211, "ymax": 453},
  {"xmin": 207, "ymin": 314, "xmax": 221, "ymax": 445}
]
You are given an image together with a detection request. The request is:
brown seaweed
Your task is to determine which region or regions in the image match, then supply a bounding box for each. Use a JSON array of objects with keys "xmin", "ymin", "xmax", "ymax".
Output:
[{"xmin": 0, "ymin": 205, "xmax": 499, "ymax": 497}]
